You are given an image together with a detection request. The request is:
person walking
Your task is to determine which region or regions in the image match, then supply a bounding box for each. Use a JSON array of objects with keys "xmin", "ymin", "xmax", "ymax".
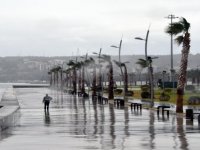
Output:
[{"xmin": 43, "ymin": 94, "xmax": 52, "ymax": 111}]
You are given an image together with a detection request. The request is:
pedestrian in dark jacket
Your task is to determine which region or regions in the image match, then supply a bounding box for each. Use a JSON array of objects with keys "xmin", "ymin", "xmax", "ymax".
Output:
[{"xmin": 43, "ymin": 94, "xmax": 52, "ymax": 111}]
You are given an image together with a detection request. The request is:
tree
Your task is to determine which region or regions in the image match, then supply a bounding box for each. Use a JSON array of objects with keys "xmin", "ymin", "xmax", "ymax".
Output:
[
  {"xmin": 67, "ymin": 60, "xmax": 78, "ymax": 95},
  {"xmin": 114, "ymin": 60, "xmax": 128, "ymax": 93},
  {"xmin": 50, "ymin": 66, "xmax": 62, "ymax": 89},
  {"xmin": 136, "ymin": 58, "xmax": 149, "ymax": 86},
  {"xmin": 48, "ymin": 70, "xmax": 53, "ymax": 86},
  {"xmin": 101, "ymin": 55, "xmax": 114, "ymax": 100},
  {"xmin": 80, "ymin": 57, "xmax": 92, "ymax": 95},
  {"xmin": 136, "ymin": 57, "xmax": 156, "ymax": 107},
  {"xmin": 165, "ymin": 17, "xmax": 191, "ymax": 113},
  {"xmin": 86, "ymin": 57, "xmax": 97, "ymax": 98}
]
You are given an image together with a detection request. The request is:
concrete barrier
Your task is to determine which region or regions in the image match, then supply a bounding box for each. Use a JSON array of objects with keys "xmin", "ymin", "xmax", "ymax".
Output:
[{"xmin": 0, "ymin": 87, "xmax": 20, "ymax": 131}]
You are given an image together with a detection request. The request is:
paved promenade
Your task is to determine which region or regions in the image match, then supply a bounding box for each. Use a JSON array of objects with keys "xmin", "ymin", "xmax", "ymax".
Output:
[{"xmin": 0, "ymin": 87, "xmax": 200, "ymax": 150}]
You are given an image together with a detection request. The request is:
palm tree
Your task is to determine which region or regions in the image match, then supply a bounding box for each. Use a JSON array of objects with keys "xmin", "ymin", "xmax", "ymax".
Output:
[
  {"xmin": 136, "ymin": 58, "xmax": 149, "ymax": 85},
  {"xmin": 50, "ymin": 68, "xmax": 56, "ymax": 87},
  {"xmin": 165, "ymin": 17, "xmax": 190, "ymax": 113},
  {"xmin": 48, "ymin": 70, "xmax": 53, "ymax": 86},
  {"xmin": 50, "ymin": 66, "xmax": 62, "ymax": 89},
  {"xmin": 62, "ymin": 69, "xmax": 70, "ymax": 90},
  {"xmin": 84, "ymin": 57, "xmax": 97, "ymax": 98},
  {"xmin": 76, "ymin": 61, "xmax": 83, "ymax": 94},
  {"xmin": 113, "ymin": 60, "xmax": 128, "ymax": 93},
  {"xmin": 101, "ymin": 54, "xmax": 114, "ymax": 100},
  {"xmin": 136, "ymin": 57, "xmax": 155, "ymax": 106},
  {"xmin": 67, "ymin": 60, "xmax": 77, "ymax": 95},
  {"xmin": 85, "ymin": 57, "xmax": 97, "ymax": 98}
]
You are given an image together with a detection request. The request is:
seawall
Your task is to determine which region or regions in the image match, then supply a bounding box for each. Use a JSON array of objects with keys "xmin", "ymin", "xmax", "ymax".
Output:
[{"xmin": 0, "ymin": 87, "xmax": 20, "ymax": 131}]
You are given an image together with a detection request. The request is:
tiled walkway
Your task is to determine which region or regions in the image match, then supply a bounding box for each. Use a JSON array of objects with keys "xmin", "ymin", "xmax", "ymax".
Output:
[{"xmin": 0, "ymin": 87, "xmax": 200, "ymax": 150}]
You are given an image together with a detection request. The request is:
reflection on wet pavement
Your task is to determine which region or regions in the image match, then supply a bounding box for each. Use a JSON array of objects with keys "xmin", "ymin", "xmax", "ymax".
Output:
[{"xmin": 0, "ymin": 88, "xmax": 200, "ymax": 149}]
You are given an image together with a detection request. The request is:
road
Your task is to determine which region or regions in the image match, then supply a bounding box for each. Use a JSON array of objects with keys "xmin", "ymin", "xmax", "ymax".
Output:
[{"xmin": 0, "ymin": 87, "xmax": 200, "ymax": 150}]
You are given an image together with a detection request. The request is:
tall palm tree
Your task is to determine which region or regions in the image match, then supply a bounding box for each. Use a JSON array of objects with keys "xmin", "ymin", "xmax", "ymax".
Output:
[
  {"xmin": 76, "ymin": 61, "xmax": 83, "ymax": 93},
  {"xmin": 62, "ymin": 69, "xmax": 69, "ymax": 90},
  {"xmin": 48, "ymin": 70, "xmax": 53, "ymax": 86},
  {"xmin": 50, "ymin": 66, "xmax": 62, "ymax": 89},
  {"xmin": 136, "ymin": 58, "xmax": 149, "ymax": 85},
  {"xmin": 84, "ymin": 57, "xmax": 97, "ymax": 98},
  {"xmin": 136, "ymin": 57, "xmax": 155, "ymax": 106},
  {"xmin": 165, "ymin": 17, "xmax": 190, "ymax": 113},
  {"xmin": 101, "ymin": 54, "xmax": 114, "ymax": 100},
  {"xmin": 67, "ymin": 60, "xmax": 77, "ymax": 95},
  {"xmin": 114, "ymin": 60, "xmax": 128, "ymax": 93},
  {"xmin": 50, "ymin": 68, "xmax": 56, "ymax": 87}
]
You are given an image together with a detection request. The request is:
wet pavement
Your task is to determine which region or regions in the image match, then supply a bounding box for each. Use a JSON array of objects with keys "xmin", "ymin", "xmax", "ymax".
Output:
[{"xmin": 0, "ymin": 87, "xmax": 200, "ymax": 150}]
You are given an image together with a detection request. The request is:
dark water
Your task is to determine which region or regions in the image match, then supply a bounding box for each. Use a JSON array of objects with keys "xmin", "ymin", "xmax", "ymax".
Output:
[{"xmin": 0, "ymin": 87, "xmax": 200, "ymax": 150}]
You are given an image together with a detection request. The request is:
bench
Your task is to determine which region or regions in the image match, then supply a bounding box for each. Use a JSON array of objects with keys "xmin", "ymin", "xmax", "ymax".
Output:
[
  {"xmin": 93, "ymin": 95, "xmax": 108, "ymax": 104},
  {"xmin": 114, "ymin": 98, "xmax": 124, "ymax": 107},
  {"xmin": 101, "ymin": 97, "xmax": 108, "ymax": 104},
  {"xmin": 130, "ymin": 102, "xmax": 142, "ymax": 111},
  {"xmin": 186, "ymin": 109, "xmax": 200, "ymax": 123},
  {"xmin": 157, "ymin": 105, "xmax": 170, "ymax": 117},
  {"xmin": 77, "ymin": 92, "xmax": 89, "ymax": 98}
]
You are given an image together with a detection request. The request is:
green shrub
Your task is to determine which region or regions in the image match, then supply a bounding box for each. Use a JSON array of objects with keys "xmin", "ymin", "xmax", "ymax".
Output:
[{"xmin": 141, "ymin": 91, "xmax": 150, "ymax": 98}]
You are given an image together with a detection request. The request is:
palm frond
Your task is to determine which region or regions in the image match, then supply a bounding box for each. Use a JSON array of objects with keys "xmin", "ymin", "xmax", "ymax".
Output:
[
  {"xmin": 75, "ymin": 61, "xmax": 82, "ymax": 69},
  {"xmin": 67, "ymin": 60, "xmax": 75, "ymax": 66},
  {"xmin": 174, "ymin": 36, "xmax": 184, "ymax": 46},
  {"xmin": 113, "ymin": 60, "xmax": 122, "ymax": 67},
  {"xmin": 79, "ymin": 57, "xmax": 94, "ymax": 67},
  {"xmin": 180, "ymin": 17, "xmax": 190, "ymax": 32},
  {"xmin": 165, "ymin": 22, "xmax": 184, "ymax": 35},
  {"xmin": 101, "ymin": 54, "xmax": 111, "ymax": 62},
  {"xmin": 136, "ymin": 58, "xmax": 148, "ymax": 68}
]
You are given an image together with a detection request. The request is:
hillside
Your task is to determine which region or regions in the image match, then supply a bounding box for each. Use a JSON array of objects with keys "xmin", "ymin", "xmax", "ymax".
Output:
[{"xmin": 0, "ymin": 54, "xmax": 199, "ymax": 82}]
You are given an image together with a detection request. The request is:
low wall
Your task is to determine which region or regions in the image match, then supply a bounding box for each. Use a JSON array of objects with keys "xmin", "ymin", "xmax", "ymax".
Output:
[{"xmin": 0, "ymin": 87, "xmax": 20, "ymax": 131}]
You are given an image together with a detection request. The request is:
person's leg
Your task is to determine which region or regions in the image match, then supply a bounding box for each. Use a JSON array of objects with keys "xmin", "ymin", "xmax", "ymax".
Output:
[
  {"xmin": 46, "ymin": 102, "xmax": 50, "ymax": 111},
  {"xmin": 44, "ymin": 102, "xmax": 48, "ymax": 110}
]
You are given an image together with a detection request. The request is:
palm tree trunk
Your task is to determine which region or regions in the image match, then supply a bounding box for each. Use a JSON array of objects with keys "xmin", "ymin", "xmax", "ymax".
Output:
[
  {"xmin": 176, "ymin": 32, "xmax": 190, "ymax": 113},
  {"xmin": 65, "ymin": 72, "xmax": 68, "ymax": 89},
  {"xmin": 69, "ymin": 71, "xmax": 72, "ymax": 89},
  {"xmin": 53, "ymin": 72, "xmax": 56, "ymax": 87},
  {"xmin": 72, "ymin": 68, "xmax": 77, "ymax": 95},
  {"xmin": 81, "ymin": 66, "xmax": 85, "ymax": 94},
  {"xmin": 78, "ymin": 69, "xmax": 81, "ymax": 92},
  {"xmin": 108, "ymin": 62, "xmax": 114, "ymax": 100},
  {"xmin": 50, "ymin": 72, "xmax": 53, "ymax": 86},
  {"xmin": 60, "ymin": 71, "xmax": 63, "ymax": 90},
  {"xmin": 124, "ymin": 65, "xmax": 128, "ymax": 93},
  {"xmin": 56, "ymin": 71, "xmax": 59, "ymax": 90},
  {"xmin": 92, "ymin": 65, "xmax": 97, "ymax": 98}
]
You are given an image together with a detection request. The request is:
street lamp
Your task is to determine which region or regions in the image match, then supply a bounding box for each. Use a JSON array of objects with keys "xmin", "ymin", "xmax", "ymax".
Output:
[
  {"xmin": 111, "ymin": 38, "xmax": 124, "ymax": 86},
  {"xmin": 165, "ymin": 14, "xmax": 179, "ymax": 81},
  {"xmin": 110, "ymin": 37, "xmax": 122, "ymax": 63},
  {"xmin": 135, "ymin": 26, "xmax": 150, "ymax": 60}
]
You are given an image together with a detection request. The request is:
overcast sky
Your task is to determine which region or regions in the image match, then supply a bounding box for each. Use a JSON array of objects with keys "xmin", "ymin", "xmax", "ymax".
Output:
[{"xmin": 0, "ymin": 0, "xmax": 199, "ymax": 56}]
